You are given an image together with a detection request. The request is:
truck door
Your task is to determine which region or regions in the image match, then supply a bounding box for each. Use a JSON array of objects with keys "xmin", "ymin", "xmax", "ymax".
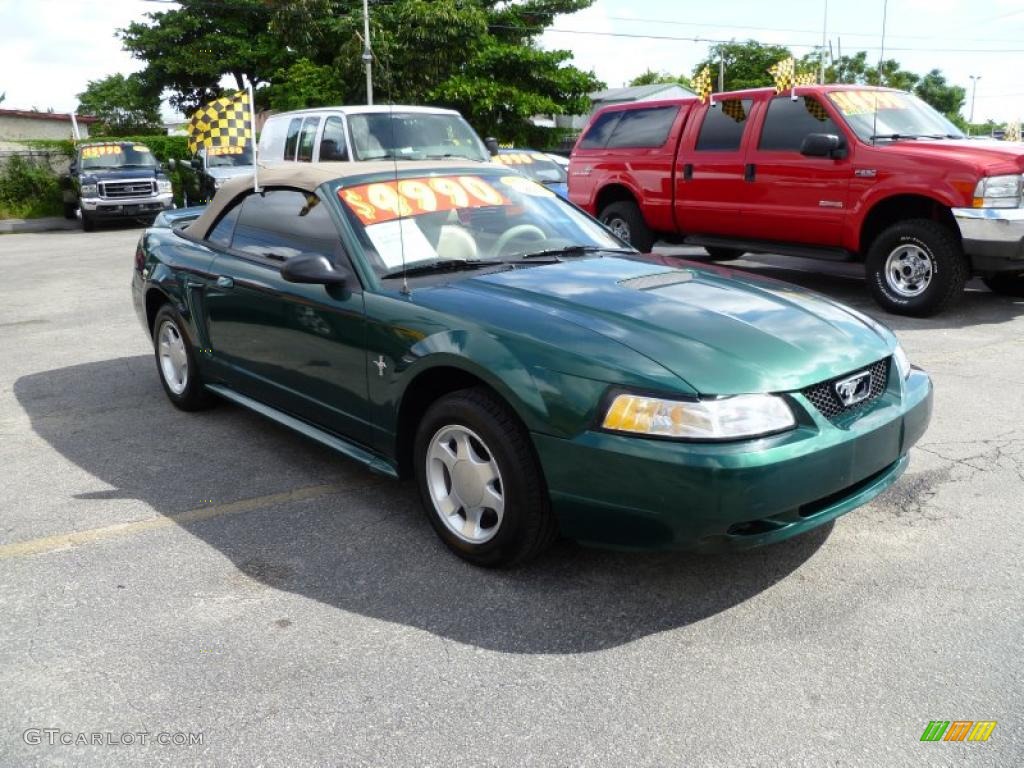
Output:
[
  {"xmin": 738, "ymin": 94, "xmax": 852, "ymax": 246},
  {"xmin": 674, "ymin": 97, "xmax": 755, "ymax": 236}
]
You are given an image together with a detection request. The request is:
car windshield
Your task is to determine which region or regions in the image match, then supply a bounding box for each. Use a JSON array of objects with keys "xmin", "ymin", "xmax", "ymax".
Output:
[
  {"xmin": 347, "ymin": 112, "xmax": 489, "ymax": 162},
  {"xmin": 335, "ymin": 172, "xmax": 626, "ymax": 278},
  {"xmin": 827, "ymin": 90, "xmax": 965, "ymax": 142},
  {"xmin": 206, "ymin": 145, "xmax": 254, "ymax": 168},
  {"xmin": 497, "ymin": 152, "xmax": 567, "ymax": 184},
  {"xmin": 80, "ymin": 143, "xmax": 159, "ymax": 170}
]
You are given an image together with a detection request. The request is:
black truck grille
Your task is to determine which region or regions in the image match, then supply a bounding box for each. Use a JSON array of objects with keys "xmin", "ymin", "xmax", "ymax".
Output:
[
  {"xmin": 801, "ymin": 357, "xmax": 890, "ymax": 421},
  {"xmin": 101, "ymin": 180, "xmax": 156, "ymax": 199}
]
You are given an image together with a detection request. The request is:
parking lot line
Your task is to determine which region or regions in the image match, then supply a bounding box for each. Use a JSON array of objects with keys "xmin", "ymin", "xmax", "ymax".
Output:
[{"xmin": 0, "ymin": 484, "xmax": 346, "ymax": 560}]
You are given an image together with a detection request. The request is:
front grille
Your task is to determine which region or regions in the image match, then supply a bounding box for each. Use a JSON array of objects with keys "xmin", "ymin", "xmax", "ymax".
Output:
[
  {"xmin": 100, "ymin": 180, "xmax": 156, "ymax": 199},
  {"xmin": 801, "ymin": 357, "xmax": 889, "ymax": 421}
]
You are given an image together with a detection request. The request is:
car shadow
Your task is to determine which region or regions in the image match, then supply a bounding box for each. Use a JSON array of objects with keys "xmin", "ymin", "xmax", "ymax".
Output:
[
  {"xmin": 14, "ymin": 356, "xmax": 831, "ymax": 654},
  {"xmin": 674, "ymin": 251, "xmax": 1024, "ymax": 332}
]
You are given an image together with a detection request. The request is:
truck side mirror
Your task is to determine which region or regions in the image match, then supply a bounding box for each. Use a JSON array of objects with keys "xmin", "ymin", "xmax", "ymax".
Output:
[
  {"xmin": 190, "ymin": 157, "xmax": 202, "ymax": 170},
  {"xmin": 800, "ymin": 133, "xmax": 844, "ymax": 158},
  {"xmin": 167, "ymin": 158, "xmax": 177, "ymax": 171},
  {"xmin": 484, "ymin": 137, "xmax": 500, "ymax": 156}
]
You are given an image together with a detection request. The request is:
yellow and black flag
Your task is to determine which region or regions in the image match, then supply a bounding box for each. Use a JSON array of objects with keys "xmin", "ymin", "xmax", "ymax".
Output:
[
  {"xmin": 769, "ymin": 57, "xmax": 796, "ymax": 93},
  {"xmin": 693, "ymin": 66, "xmax": 713, "ymax": 104},
  {"xmin": 187, "ymin": 91, "xmax": 252, "ymax": 154},
  {"xmin": 795, "ymin": 72, "xmax": 816, "ymax": 87}
]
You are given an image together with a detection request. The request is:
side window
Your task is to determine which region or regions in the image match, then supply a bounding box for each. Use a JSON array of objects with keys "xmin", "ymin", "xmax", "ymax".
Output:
[
  {"xmin": 230, "ymin": 189, "xmax": 340, "ymax": 262},
  {"xmin": 605, "ymin": 106, "xmax": 680, "ymax": 148},
  {"xmin": 759, "ymin": 96, "xmax": 842, "ymax": 152},
  {"xmin": 319, "ymin": 116, "xmax": 348, "ymax": 161},
  {"xmin": 297, "ymin": 117, "xmax": 320, "ymax": 162},
  {"xmin": 283, "ymin": 118, "xmax": 303, "ymax": 161},
  {"xmin": 578, "ymin": 111, "xmax": 622, "ymax": 150},
  {"xmin": 207, "ymin": 200, "xmax": 243, "ymax": 247},
  {"xmin": 695, "ymin": 99, "xmax": 753, "ymax": 152}
]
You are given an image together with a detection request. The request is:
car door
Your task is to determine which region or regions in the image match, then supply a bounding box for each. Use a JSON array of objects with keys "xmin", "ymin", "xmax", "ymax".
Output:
[
  {"xmin": 202, "ymin": 188, "xmax": 372, "ymax": 445},
  {"xmin": 739, "ymin": 94, "xmax": 852, "ymax": 246},
  {"xmin": 674, "ymin": 97, "xmax": 755, "ymax": 235}
]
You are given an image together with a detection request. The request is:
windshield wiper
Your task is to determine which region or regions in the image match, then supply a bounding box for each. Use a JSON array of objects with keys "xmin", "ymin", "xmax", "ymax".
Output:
[
  {"xmin": 515, "ymin": 245, "xmax": 636, "ymax": 261},
  {"xmin": 381, "ymin": 259, "xmax": 497, "ymax": 278},
  {"xmin": 869, "ymin": 133, "xmax": 922, "ymax": 141}
]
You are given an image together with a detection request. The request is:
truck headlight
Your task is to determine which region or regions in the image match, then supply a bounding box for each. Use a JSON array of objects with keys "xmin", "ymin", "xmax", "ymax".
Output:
[
  {"xmin": 157, "ymin": 179, "xmax": 172, "ymax": 194},
  {"xmin": 893, "ymin": 343, "xmax": 912, "ymax": 380},
  {"xmin": 602, "ymin": 393, "xmax": 795, "ymax": 440},
  {"xmin": 973, "ymin": 174, "xmax": 1023, "ymax": 208},
  {"xmin": 80, "ymin": 183, "xmax": 98, "ymax": 198}
]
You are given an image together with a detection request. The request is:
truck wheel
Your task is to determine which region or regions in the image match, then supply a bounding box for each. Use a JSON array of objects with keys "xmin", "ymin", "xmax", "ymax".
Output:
[
  {"xmin": 865, "ymin": 219, "xmax": 967, "ymax": 317},
  {"xmin": 983, "ymin": 273, "xmax": 1024, "ymax": 298},
  {"xmin": 414, "ymin": 387, "xmax": 557, "ymax": 567},
  {"xmin": 599, "ymin": 200, "xmax": 655, "ymax": 252},
  {"xmin": 81, "ymin": 212, "xmax": 96, "ymax": 232},
  {"xmin": 705, "ymin": 246, "xmax": 744, "ymax": 261}
]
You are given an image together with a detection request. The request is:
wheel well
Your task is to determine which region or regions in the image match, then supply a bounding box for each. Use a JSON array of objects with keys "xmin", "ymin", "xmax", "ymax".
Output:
[
  {"xmin": 145, "ymin": 288, "xmax": 170, "ymax": 335},
  {"xmin": 859, "ymin": 195, "xmax": 958, "ymax": 258},
  {"xmin": 395, "ymin": 366, "xmax": 504, "ymax": 478},
  {"xmin": 594, "ymin": 184, "xmax": 636, "ymax": 217}
]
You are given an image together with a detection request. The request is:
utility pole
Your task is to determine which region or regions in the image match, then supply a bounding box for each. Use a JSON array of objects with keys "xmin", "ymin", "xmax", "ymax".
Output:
[
  {"xmin": 969, "ymin": 75, "xmax": 981, "ymax": 129},
  {"xmin": 718, "ymin": 58, "xmax": 724, "ymax": 92},
  {"xmin": 362, "ymin": 0, "xmax": 373, "ymax": 105}
]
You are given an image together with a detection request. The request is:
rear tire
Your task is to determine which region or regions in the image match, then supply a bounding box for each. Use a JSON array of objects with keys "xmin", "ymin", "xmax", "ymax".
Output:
[
  {"xmin": 865, "ymin": 219, "xmax": 967, "ymax": 317},
  {"xmin": 983, "ymin": 273, "xmax": 1024, "ymax": 298},
  {"xmin": 704, "ymin": 246, "xmax": 744, "ymax": 261},
  {"xmin": 152, "ymin": 304, "xmax": 215, "ymax": 411},
  {"xmin": 599, "ymin": 200, "xmax": 656, "ymax": 252},
  {"xmin": 414, "ymin": 387, "xmax": 556, "ymax": 567}
]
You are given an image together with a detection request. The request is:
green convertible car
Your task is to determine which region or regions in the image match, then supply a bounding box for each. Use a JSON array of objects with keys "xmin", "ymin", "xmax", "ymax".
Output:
[{"xmin": 132, "ymin": 162, "xmax": 932, "ymax": 566}]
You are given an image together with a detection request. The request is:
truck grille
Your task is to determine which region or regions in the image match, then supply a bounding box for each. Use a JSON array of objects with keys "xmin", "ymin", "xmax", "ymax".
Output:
[
  {"xmin": 801, "ymin": 357, "xmax": 889, "ymax": 421},
  {"xmin": 100, "ymin": 180, "xmax": 156, "ymax": 199}
]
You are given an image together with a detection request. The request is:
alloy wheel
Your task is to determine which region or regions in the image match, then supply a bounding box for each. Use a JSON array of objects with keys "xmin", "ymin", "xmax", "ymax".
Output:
[
  {"xmin": 884, "ymin": 244, "xmax": 934, "ymax": 297},
  {"xmin": 425, "ymin": 425, "xmax": 504, "ymax": 544},
  {"xmin": 157, "ymin": 320, "xmax": 189, "ymax": 395}
]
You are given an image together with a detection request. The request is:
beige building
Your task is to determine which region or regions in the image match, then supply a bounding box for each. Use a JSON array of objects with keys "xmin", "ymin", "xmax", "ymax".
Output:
[{"xmin": 0, "ymin": 109, "xmax": 98, "ymax": 141}]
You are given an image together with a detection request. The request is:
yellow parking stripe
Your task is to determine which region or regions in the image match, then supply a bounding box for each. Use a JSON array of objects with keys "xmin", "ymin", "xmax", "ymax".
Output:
[{"xmin": 0, "ymin": 484, "xmax": 348, "ymax": 559}]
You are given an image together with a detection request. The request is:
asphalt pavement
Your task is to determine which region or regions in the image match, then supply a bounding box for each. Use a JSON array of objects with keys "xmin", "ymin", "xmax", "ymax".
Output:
[{"xmin": 0, "ymin": 225, "xmax": 1021, "ymax": 767}]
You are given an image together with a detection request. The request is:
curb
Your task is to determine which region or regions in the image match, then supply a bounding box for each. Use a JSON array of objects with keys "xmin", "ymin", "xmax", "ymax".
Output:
[{"xmin": 0, "ymin": 217, "xmax": 81, "ymax": 234}]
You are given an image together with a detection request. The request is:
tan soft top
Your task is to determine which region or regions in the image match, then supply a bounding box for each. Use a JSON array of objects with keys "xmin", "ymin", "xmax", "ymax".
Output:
[{"xmin": 184, "ymin": 160, "xmax": 490, "ymax": 236}]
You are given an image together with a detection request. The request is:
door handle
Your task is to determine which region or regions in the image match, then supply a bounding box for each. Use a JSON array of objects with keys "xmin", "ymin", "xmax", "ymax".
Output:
[
  {"xmin": 683, "ymin": 163, "xmax": 693, "ymax": 181},
  {"xmin": 215, "ymin": 276, "xmax": 234, "ymax": 289},
  {"xmin": 744, "ymin": 163, "xmax": 756, "ymax": 182}
]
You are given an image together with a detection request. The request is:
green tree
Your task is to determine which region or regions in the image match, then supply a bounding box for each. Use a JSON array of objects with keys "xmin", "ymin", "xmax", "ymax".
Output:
[
  {"xmin": 629, "ymin": 70, "xmax": 692, "ymax": 88},
  {"xmin": 76, "ymin": 74, "xmax": 163, "ymax": 135},
  {"xmin": 693, "ymin": 40, "xmax": 793, "ymax": 91},
  {"xmin": 914, "ymin": 69, "xmax": 965, "ymax": 116}
]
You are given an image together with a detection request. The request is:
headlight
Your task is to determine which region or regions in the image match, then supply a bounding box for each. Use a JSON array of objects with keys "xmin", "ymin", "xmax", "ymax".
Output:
[
  {"xmin": 973, "ymin": 174, "xmax": 1023, "ymax": 208},
  {"xmin": 157, "ymin": 179, "xmax": 172, "ymax": 194},
  {"xmin": 893, "ymin": 343, "xmax": 912, "ymax": 380},
  {"xmin": 602, "ymin": 393, "xmax": 795, "ymax": 440},
  {"xmin": 80, "ymin": 183, "xmax": 98, "ymax": 198}
]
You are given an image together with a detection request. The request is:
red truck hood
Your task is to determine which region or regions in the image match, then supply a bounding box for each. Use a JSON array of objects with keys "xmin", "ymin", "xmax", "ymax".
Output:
[{"xmin": 883, "ymin": 139, "xmax": 1024, "ymax": 175}]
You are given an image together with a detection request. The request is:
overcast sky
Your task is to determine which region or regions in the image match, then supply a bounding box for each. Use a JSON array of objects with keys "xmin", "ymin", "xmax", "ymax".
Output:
[{"xmin": 2, "ymin": 0, "xmax": 1023, "ymax": 123}]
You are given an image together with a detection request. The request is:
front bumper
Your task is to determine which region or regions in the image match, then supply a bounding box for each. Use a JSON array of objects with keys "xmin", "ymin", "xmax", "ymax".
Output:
[
  {"xmin": 952, "ymin": 207, "xmax": 1024, "ymax": 274},
  {"xmin": 533, "ymin": 366, "xmax": 933, "ymax": 551},
  {"xmin": 81, "ymin": 193, "xmax": 173, "ymax": 219}
]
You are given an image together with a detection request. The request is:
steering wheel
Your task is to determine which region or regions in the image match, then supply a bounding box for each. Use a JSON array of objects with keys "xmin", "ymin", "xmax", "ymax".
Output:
[{"xmin": 493, "ymin": 225, "xmax": 547, "ymax": 258}]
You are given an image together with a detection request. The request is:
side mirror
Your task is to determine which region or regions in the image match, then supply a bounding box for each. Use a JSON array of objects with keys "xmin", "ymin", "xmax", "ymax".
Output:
[
  {"xmin": 167, "ymin": 158, "xmax": 177, "ymax": 171},
  {"xmin": 190, "ymin": 157, "xmax": 202, "ymax": 170},
  {"xmin": 800, "ymin": 133, "xmax": 844, "ymax": 158},
  {"xmin": 280, "ymin": 254, "xmax": 347, "ymax": 286},
  {"xmin": 484, "ymin": 137, "xmax": 500, "ymax": 156}
]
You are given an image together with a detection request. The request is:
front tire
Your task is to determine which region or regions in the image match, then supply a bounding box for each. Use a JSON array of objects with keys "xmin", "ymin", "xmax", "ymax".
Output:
[
  {"xmin": 983, "ymin": 273, "xmax": 1024, "ymax": 298},
  {"xmin": 81, "ymin": 211, "xmax": 96, "ymax": 232},
  {"xmin": 152, "ymin": 305, "xmax": 215, "ymax": 411},
  {"xmin": 599, "ymin": 200, "xmax": 656, "ymax": 252},
  {"xmin": 414, "ymin": 387, "xmax": 556, "ymax": 567},
  {"xmin": 865, "ymin": 219, "xmax": 967, "ymax": 317}
]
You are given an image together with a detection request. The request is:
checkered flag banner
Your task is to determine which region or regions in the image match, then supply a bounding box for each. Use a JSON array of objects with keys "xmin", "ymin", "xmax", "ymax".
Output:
[
  {"xmin": 187, "ymin": 91, "xmax": 252, "ymax": 154},
  {"xmin": 1006, "ymin": 120, "xmax": 1021, "ymax": 143},
  {"xmin": 693, "ymin": 66, "xmax": 713, "ymax": 104},
  {"xmin": 769, "ymin": 57, "xmax": 796, "ymax": 93},
  {"xmin": 795, "ymin": 72, "xmax": 816, "ymax": 86},
  {"xmin": 721, "ymin": 99, "xmax": 747, "ymax": 122}
]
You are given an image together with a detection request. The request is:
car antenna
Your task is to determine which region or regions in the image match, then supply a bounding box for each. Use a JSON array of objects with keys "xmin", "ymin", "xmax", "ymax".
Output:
[
  {"xmin": 390, "ymin": 102, "xmax": 410, "ymax": 296},
  {"xmin": 871, "ymin": 0, "xmax": 889, "ymax": 145}
]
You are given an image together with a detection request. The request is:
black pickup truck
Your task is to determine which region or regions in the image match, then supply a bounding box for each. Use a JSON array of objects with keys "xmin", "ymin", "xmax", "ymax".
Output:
[
  {"xmin": 62, "ymin": 141, "xmax": 173, "ymax": 231},
  {"xmin": 171, "ymin": 145, "xmax": 256, "ymax": 205}
]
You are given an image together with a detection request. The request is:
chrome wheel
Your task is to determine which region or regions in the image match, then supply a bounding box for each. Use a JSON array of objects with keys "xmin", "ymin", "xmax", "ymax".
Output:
[
  {"xmin": 157, "ymin": 320, "xmax": 189, "ymax": 395},
  {"xmin": 605, "ymin": 216, "xmax": 631, "ymax": 242},
  {"xmin": 885, "ymin": 244, "xmax": 933, "ymax": 297},
  {"xmin": 425, "ymin": 425, "xmax": 504, "ymax": 544}
]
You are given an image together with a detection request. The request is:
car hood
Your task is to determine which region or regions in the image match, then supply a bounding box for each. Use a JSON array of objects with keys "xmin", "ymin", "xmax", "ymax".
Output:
[
  {"xmin": 454, "ymin": 256, "xmax": 893, "ymax": 395},
  {"xmin": 206, "ymin": 166, "xmax": 255, "ymax": 181},
  {"xmin": 884, "ymin": 138, "xmax": 1024, "ymax": 174}
]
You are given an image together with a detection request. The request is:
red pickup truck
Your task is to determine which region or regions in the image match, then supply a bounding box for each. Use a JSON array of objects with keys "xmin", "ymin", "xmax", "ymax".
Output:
[{"xmin": 569, "ymin": 84, "xmax": 1024, "ymax": 316}]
